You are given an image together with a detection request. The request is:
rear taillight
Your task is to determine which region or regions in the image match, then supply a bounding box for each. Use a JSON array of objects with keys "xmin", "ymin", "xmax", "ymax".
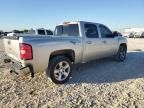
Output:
[{"xmin": 20, "ymin": 43, "xmax": 33, "ymax": 60}]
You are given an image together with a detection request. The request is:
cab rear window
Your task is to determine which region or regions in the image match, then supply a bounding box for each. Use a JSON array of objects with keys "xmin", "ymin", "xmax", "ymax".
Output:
[{"xmin": 54, "ymin": 24, "xmax": 79, "ymax": 36}]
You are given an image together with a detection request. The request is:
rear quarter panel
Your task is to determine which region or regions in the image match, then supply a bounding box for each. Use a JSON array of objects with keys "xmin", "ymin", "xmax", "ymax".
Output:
[{"xmin": 21, "ymin": 36, "xmax": 83, "ymax": 73}]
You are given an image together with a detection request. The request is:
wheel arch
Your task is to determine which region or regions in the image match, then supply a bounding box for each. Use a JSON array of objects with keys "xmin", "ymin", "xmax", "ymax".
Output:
[
  {"xmin": 120, "ymin": 43, "xmax": 127, "ymax": 51},
  {"xmin": 49, "ymin": 49, "xmax": 75, "ymax": 63}
]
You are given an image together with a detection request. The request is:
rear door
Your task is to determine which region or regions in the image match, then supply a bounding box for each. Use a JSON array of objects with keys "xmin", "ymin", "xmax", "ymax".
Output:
[
  {"xmin": 98, "ymin": 24, "xmax": 118, "ymax": 56},
  {"xmin": 84, "ymin": 23, "xmax": 106, "ymax": 62}
]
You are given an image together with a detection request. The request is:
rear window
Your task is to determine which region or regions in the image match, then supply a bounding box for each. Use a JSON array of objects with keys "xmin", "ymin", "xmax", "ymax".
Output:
[
  {"xmin": 38, "ymin": 30, "xmax": 45, "ymax": 35},
  {"xmin": 54, "ymin": 24, "xmax": 79, "ymax": 36}
]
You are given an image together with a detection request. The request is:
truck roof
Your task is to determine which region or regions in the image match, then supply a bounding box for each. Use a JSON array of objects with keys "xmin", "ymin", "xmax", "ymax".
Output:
[{"xmin": 58, "ymin": 21, "xmax": 101, "ymax": 26}]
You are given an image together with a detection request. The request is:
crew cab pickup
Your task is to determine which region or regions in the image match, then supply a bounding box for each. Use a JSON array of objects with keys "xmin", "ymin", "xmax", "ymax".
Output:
[{"xmin": 3, "ymin": 21, "xmax": 127, "ymax": 84}]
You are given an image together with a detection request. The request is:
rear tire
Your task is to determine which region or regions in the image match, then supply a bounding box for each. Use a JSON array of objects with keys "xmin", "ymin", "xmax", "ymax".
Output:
[
  {"xmin": 47, "ymin": 56, "xmax": 72, "ymax": 84},
  {"xmin": 115, "ymin": 45, "xmax": 127, "ymax": 62}
]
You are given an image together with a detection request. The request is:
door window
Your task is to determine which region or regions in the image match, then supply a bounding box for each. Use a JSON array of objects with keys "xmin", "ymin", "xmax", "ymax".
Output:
[
  {"xmin": 99, "ymin": 25, "xmax": 113, "ymax": 38},
  {"xmin": 46, "ymin": 30, "xmax": 53, "ymax": 35},
  {"xmin": 84, "ymin": 24, "xmax": 99, "ymax": 38}
]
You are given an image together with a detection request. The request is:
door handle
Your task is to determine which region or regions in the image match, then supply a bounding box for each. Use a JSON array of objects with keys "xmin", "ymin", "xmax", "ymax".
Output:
[
  {"xmin": 87, "ymin": 41, "xmax": 92, "ymax": 44},
  {"xmin": 102, "ymin": 40, "xmax": 107, "ymax": 44},
  {"xmin": 70, "ymin": 40, "xmax": 80, "ymax": 45},
  {"xmin": 70, "ymin": 40, "xmax": 77, "ymax": 44}
]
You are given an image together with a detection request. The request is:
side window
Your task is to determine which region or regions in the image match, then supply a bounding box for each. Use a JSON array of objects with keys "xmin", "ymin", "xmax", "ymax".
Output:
[
  {"xmin": 38, "ymin": 30, "xmax": 45, "ymax": 35},
  {"xmin": 46, "ymin": 30, "xmax": 53, "ymax": 35},
  {"xmin": 84, "ymin": 24, "xmax": 99, "ymax": 38},
  {"xmin": 99, "ymin": 25, "xmax": 113, "ymax": 38}
]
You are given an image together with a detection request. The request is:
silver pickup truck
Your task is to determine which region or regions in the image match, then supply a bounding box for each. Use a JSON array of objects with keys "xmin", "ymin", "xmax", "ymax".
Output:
[{"xmin": 3, "ymin": 21, "xmax": 127, "ymax": 84}]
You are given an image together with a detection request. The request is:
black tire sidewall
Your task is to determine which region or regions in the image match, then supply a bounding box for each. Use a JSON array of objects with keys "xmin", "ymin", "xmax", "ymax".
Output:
[
  {"xmin": 117, "ymin": 46, "xmax": 127, "ymax": 62},
  {"xmin": 47, "ymin": 56, "xmax": 72, "ymax": 84}
]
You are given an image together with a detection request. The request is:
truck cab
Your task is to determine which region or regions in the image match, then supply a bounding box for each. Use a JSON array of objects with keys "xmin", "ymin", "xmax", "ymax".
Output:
[{"xmin": 54, "ymin": 21, "xmax": 126, "ymax": 62}]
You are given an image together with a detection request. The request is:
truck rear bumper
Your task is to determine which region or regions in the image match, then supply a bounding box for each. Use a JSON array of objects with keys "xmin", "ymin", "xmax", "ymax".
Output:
[{"xmin": 2, "ymin": 54, "xmax": 34, "ymax": 77}]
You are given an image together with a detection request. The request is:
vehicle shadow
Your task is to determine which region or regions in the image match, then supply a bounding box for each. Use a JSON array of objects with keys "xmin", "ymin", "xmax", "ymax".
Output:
[{"xmin": 67, "ymin": 51, "xmax": 144, "ymax": 84}]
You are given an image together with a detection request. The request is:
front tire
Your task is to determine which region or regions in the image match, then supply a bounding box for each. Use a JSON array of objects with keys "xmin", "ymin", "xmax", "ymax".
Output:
[
  {"xmin": 47, "ymin": 56, "xmax": 72, "ymax": 84},
  {"xmin": 115, "ymin": 45, "xmax": 127, "ymax": 62}
]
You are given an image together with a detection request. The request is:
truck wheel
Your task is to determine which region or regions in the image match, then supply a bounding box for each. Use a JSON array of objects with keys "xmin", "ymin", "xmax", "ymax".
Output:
[
  {"xmin": 47, "ymin": 56, "xmax": 72, "ymax": 84},
  {"xmin": 116, "ymin": 45, "xmax": 127, "ymax": 62}
]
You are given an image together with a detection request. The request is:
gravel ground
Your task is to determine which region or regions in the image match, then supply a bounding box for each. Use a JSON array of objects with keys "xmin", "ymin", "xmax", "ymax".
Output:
[{"xmin": 0, "ymin": 39, "xmax": 144, "ymax": 108}]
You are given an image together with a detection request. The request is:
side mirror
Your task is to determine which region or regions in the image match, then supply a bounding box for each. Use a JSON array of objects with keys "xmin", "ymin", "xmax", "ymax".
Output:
[{"xmin": 113, "ymin": 31, "xmax": 122, "ymax": 37}]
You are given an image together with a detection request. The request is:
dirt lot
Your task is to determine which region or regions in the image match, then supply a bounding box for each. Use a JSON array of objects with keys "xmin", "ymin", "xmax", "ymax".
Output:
[{"xmin": 0, "ymin": 39, "xmax": 144, "ymax": 108}]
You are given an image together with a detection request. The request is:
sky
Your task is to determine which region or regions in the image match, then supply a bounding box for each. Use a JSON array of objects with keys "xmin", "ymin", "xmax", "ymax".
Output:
[{"xmin": 0, "ymin": 0, "xmax": 144, "ymax": 31}]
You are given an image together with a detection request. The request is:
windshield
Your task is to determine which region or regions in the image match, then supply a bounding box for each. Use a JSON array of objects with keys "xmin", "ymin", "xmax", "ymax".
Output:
[{"xmin": 54, "ymin": 24, "xmax": 79, "ymax": 36}]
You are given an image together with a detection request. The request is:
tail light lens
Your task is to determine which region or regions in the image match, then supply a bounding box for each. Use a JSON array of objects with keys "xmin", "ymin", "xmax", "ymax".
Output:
[{"xmin": 20, "ymin": 43, "xmax": 33, "ymax": 60}]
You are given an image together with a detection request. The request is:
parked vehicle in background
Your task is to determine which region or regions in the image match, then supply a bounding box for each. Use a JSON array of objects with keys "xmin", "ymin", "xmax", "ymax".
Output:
[
  {"xmin": 141, "ymin": 32, "xmax": 144, "ymax": 38},
  {"xmin": 0, "ymin": 31, "xmax": 5, "ymax": 38},
  {"xmin": 123, "ymin": 32, "xmax": 134, "ymax": 38},
  {"xmin": 7, "ymin": 29, "xmax": 53, "ymax": 36},
  {"xmin": 123, "ymin": 32, "xmax": 129, "ymax": 38},
  {"xmin": 0, "ymin": 31, "xmax": 2, "ymax": 35},
  {"xmin": 128, "ymin": 32, "xmax": 135, "ymax": 38},
  {"xmin": 24, "ymin": 28, "xmax": 53, "ymax": 35},
  {"xmin": 2, "ymin": 32, "xmax": 10, "ymax": 36},
  {"xmin": 7, "ymin": 30, "xmax": 23, "ymax": 36},
  {"xmin": 133, "ymin": 32, "xmax": 144, "ymax": 38},
  {"xmin": 3, "ymin": 21, "xmax": 127, "ymax": 84},
  {"xmin": 124, "ymin": 28, "xmax": 144, "ymax": 38}
]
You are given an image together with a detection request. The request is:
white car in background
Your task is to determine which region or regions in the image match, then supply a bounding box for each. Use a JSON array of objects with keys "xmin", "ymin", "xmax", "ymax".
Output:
[
  {"xmin": 123, "ymin": 32, "xmax": 135, "ymax": 38},
  {"xmin": 134, "ymin": 32, "xmax": 144, "ymax": 38},
  {"xmin": 141, "ymin": 32, "xmax": 144, "ymax": 38},
  {"xmin": 7, "ymin": 32, "xmax": 18, "ymax": 36},
  {"xmin": 7, "ymin": 29, "xmax": 53, "ymax": 36},
  {"xmin": 24, "ymin": 28, "xmax": 53, "ymax": 36},
  {"xmin": 7, "ymin": 30, "xmax": 23, "ymax": 36}
]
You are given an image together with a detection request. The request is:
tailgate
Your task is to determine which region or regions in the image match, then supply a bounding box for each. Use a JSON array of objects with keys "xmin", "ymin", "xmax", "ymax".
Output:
[{"xmin": 3, "ymin": 36, "xmax": 21, "ymax": 61}]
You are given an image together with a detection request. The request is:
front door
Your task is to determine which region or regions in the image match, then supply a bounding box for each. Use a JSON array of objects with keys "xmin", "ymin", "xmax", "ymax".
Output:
[
  {"xmin": 98, "ymin": 24, "xmax": 118, "ymax": 57},
  {"xmin": 84, "ymin": 23, "xmax": 106, "ymax": 62}
]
